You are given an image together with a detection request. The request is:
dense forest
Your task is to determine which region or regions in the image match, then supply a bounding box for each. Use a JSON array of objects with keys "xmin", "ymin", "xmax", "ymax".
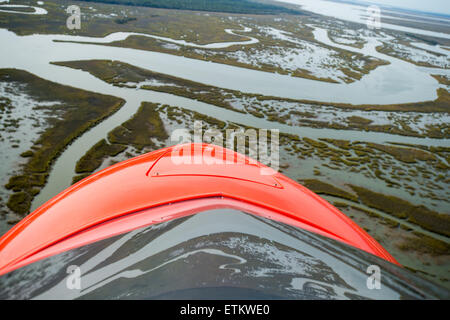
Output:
[{"xmin": 78, "ymin": 0, "xmax": 302, "ymax": 14}]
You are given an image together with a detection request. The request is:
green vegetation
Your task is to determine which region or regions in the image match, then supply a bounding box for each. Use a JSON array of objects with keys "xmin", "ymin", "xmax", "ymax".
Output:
[
  {"xmin": 62, "ymin": 22, "xmax": 388, "ymax": 84},
  {"xmin": 72, "ymin": 102, "xmax": 232, "ymax": 183},
  {"xmin": 53, "ymin": 59, "xmax": 450, "ymax": 127},
  {"xmin": 36, "ymin": 3, "xmax": 383, "ymax": 85},
  {"xmin": 72, "ymin": 173, "xmax": 92, "ymax": 185},
  {"xmin": 333, "ymin": 201, "xmax": 349, "ymax": 208},
  {"xmin": 0, "ymin": 6, "xmax": 35, "ymax": 13},
  {"xmin": 108, "ymin": 102, "xmax": 168, "ymax": 148},
  {"xmin": 20, "ymin": 150, "xmax": 34, "ymax": 158},
  {"xmin": 278, "ymin": 132, "xmax": 448, "ymax": 238},
  {"xmin": 74, "ymin": 102, "xmax": 168, "ymax": 180},
  {"xmin": 350, "ymin": 185, "xmax": 450, "ymax": 237},
  {"xmin": 1, "ymin": 0, "xmax": 448, "ymax": 289},
  {"xmin": 321, "ymin": 138, "xmax": 447, "ymax": 174},
  {"xmin": 78, "ymin": 0, "xmax": 302, "ymax": 15},
  {"xmin": 52, "ymin": 59, "xmax": 246, "ymax": 113},
  {"xmin": 299, "ymin": 175, "xmax": 449, "ymax": 239},
  {"xmin": 301, "ymin": 179, "xmax": 358, "ymax": 202},
  {"xmin": 75, "ymin": 139, "xmax": 127, "ymax": 174},
  {"xmin": 328, "ymin": 29, "xmax": 365, "ymax": 49},
  {"xmin": 165, "ymin": 105, "xmax": 227, "ymax": 129},
  {"xmin": 6, "ymin": 192, "xmax": 29, "ymax": 215},
  {"xmin": 376, "ymin": 42, "xmax": 449, "ymax": 69},
  {"xmin": 397, "ymin": 232, "xmax": 450, "ymax": 256},
  {"xmin": 281, "ymin": 111, "xmax": 447, "ymax": 139},
  {"xmin": 432, "ymin": 74, "xmax": 450, "ymax": 86},
  {"xmin": 1, "ymin": 69, "xmax": 124, "ymax": 214},
  {"xmin": 349, "ymin": 205, "xmax": 399, "ymax": 227},
  {"xmin": 346, "ymin": 115, "xmax": 373, "ymax": 126},
  {"xmin": 0, "ymin": 97, "xmax": 12, "ymax": 113},
  {"xmin": 0, "ymin": 1, "xmax": 251, "ymax": 44},
  {"xmin": 114, "ymin": 17, "xmax": 137, "ymax": 24},
  {"xmin": 258, "ymin": 87, "xmax": 450, "ymax": 113},
  {"xmin": 366, "ymin": 143, "xmax": 436, "ymax": 163}
]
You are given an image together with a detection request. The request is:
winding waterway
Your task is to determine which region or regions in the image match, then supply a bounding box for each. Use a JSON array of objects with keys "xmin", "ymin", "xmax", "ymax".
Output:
[
  {"xmin": 0, "ymin": 27, "xmax": 444, "ymax": 104},
  {"xmin": 0, "ymin": 22, "xmax": 448, "ymax": 210}
]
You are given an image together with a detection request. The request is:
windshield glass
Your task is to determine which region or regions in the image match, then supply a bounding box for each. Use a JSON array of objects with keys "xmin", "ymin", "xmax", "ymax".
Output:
[{"xmin": 0, "ymin": 208, "xmax": 447, "ymax": 300}]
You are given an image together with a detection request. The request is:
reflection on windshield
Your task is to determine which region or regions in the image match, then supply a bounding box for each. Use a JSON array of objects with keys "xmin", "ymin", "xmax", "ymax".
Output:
[{"xmin": 0, "ymin": 209, "xmax": 447, "ymax": 300}]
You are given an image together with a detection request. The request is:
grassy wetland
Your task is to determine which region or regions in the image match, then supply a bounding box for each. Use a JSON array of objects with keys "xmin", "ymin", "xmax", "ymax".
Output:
[
  {"xmin": 0, "ymin": 0, "xmax": 449, "ymax": 290},
  {"xmin": 72, "ymin": 102, "xmax": 168, "ymax": 183},
  {"xmin": 0, "ymin": 69, "xmax": 124, "ymax": 216},
  {"xmin": 43, "ymin": 56, "xmax": 450, "ymax": 284},
  {"xmin": 4, "ymin": 0, "xmax": 389, "ymax": 83},
  {"xmin": 64, "ymin": 98, "xmax": 450, "ymax": 286},
  {"xmin": 54, "ymin": 14, "xmax": 390, "ymax": 84},
  {"xmin": 0, "ymin": 0, "xmax": 259, "ymax": 41},
  {"xmin": 376, "ymin": 41, "xmax": 449, "ymax": 69},
  {"xmin": 279, "ymin": 134, "xmax": 449, "ymax": 284},
  {"xmin": 53, "ymin": 59, "xmax": 450, "ymax": 139}
]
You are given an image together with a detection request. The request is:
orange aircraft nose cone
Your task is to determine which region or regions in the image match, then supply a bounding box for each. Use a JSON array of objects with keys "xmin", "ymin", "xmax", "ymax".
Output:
[{"xmin": 0, "ymin": 143, "xmax": 398, "ymax": 276}]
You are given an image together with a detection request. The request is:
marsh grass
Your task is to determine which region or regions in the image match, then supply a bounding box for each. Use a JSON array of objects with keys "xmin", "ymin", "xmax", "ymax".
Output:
[
  {"xmin": 53, "ymin": 58, "xmax": 450, "ymax": 138},
  {"xmin": 52, "ymin": 60, "xmax": 246, "ymax": 113},
  {"xmin": 350, "ymin": 185, "xmax": 450, "ymax": 237},
  {"xmin": 1, "ymin": 69, "xmax": 125, "ymax": 214},
  {"xmin": 301, "ymin": 179, "xmax": 358, "ymax": 202},
  {"xmin": 73, "ymin": 102, "xmax": 168, "ymax": 181}
]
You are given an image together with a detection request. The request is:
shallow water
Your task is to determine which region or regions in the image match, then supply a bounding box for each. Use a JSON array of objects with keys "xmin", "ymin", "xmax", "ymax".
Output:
[
  {"xmin": 0, "ymin": 27, "xmax": 444, "ymax": 105},
  {"xmin": 0, "ymin": 24, "xmax": 447, "ymax": 210},
  {"xmin": 274, "ymin": 0, "xmax": 450, "ymax": 40}
]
